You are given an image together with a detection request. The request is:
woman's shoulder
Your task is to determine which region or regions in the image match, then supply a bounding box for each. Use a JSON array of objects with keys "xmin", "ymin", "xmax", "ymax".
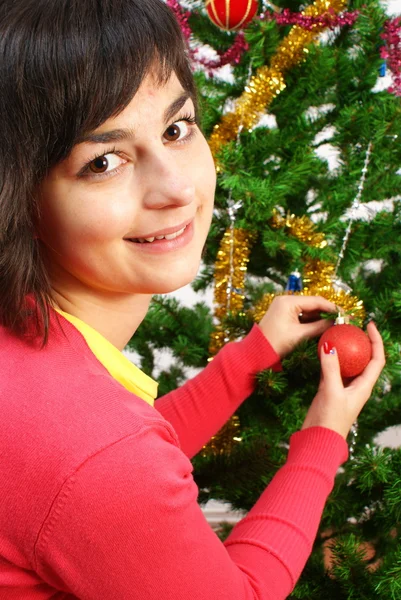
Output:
[
  {"xmin": 0, "ymin": 317, "xmax": 174, "ymax": 501},
  {"xmin": 0, "ymin": 317, "xmax": 177, "ymax": 565},
  {"xmin": 0, "ymin": 318, "xmax": 168, "ymax": 439}
]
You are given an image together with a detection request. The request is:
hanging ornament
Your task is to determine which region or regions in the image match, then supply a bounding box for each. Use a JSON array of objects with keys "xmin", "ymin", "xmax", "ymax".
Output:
[
  {"xmin": 318, "ymin": 315, "xmax": 372, "ymax": 379},
  {"xmin": 285, "ymin": 270, "xmax": 303, "ymax": 293},
  {"xmin": 206, "ymin": 0, "xmax": 259, "ymax": 31}
]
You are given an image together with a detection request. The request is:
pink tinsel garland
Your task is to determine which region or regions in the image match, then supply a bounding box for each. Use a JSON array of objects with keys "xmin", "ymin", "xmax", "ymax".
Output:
[
  {"xmin": 260, "ymin": 7, "xmax": 358, "ymax": 29},
  {"xmin": 167, "ymin": 0, "xmax": 248, "ymax": 74},
  {"xmin": 380, "ymin": 17, "xmax": 401, "ymax": 97},
  {"xmin": 167, "ymin": 0, "xmax": 358, "ymax": 73}
]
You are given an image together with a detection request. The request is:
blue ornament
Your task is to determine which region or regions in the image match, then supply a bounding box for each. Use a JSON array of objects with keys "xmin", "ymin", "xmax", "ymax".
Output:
[
  {"xmin": 379, "ymin": 60, "xmax": 387, "ymax": 77},
  {"xmin": 285, "ymin": 271, "xmax": 303, "ymax": 293}
]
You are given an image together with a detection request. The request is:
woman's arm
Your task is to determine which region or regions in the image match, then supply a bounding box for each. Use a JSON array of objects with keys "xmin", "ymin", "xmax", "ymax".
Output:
[
  {"xmin": 34, "ymin": 423, "xmax": 347, "ymax": 600},
  {"xmin": 155, "ymin": 324, "xmax": 281, "ymax": 459},
  {"xmin": 155, "ymin": 295, "xmax": 336, "ymax": 460},
  {"xmin": 35, "ymin": 324, "xmax": 384, "ymax": 600}
]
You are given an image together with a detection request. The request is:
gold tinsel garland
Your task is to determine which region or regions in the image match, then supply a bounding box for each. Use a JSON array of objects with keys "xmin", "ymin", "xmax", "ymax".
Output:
[
  {"xmin": 209, "ymin": 228, "xmax": 257, "ymax": 357},
  {"xmin": 208, "ymin": 0, "xmax": 347, "ymax": 161},
  {"xmin": 250, "ymin": 260, "xmax": 365, "ymax": 325},
  {"xmin": 250, "ymin": 215, "xmax": 366, "ymax": 324},
  {"xmin": 201, "ymin": 413, "xmax": 243, "ymax": 457},
  {"xmin": 202, "ymin": 227, "xmax": 256, "ymax": 458},
  {"xmin": 270, "ymin": 209, "xmax": 328, "ymax": 248}
]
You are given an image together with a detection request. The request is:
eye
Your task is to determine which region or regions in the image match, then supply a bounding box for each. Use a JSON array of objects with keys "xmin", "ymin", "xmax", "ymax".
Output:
[
  {"xmin": 88, "ymin": 152, "xmax": 125, "ymax": 174},
  {"xmin": 163, "ymin": 117, "xmax": 196, "ymax": 143}
]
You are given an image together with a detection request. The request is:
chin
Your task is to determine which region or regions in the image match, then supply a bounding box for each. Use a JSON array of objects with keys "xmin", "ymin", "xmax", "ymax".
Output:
[{"xmin": 134, "ymin": 264, "xmax": 200, "ymax": 295}]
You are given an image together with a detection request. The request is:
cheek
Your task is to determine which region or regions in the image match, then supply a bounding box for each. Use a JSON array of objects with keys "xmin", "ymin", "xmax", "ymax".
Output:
[
  {"xmin": 40, "ymin": 186, "xmax": 135, "ymax": 247},
  {"xmin": 77, "ymin": 198, "xmax": 133, "ymax": 242}
]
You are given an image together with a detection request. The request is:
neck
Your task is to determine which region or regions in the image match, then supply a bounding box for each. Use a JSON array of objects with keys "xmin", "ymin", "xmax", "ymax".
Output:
[{"xmin": 50, "ymin": 288, "xmax": 152, "ymax": 351}]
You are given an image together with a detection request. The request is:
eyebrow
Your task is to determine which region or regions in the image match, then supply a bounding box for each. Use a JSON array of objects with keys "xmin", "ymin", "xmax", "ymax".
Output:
[{"xmin": 76, "ymin": 91, "xmax": 192, "ymax": 145}]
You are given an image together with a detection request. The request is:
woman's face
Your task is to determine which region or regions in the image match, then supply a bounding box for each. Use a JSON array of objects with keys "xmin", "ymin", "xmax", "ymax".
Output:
[{"xmin": 38, "ymin": 69, "xmax": 216, "ymax": 298}]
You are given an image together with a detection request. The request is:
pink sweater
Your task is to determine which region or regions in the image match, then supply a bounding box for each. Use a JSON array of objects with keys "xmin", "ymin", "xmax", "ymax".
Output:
[{"xmin": 0, "ymin": 309, "xmax": 348, "ymax": 600}]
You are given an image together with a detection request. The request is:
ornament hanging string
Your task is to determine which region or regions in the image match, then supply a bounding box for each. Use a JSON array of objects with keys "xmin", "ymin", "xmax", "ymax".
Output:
[
  {"xmin": 226, "ymin": 193, "xmax": 244, "ymax": 317},
  {"xmin": 334, "ymin": 142, "xmax": 373, "ymax": 279}
]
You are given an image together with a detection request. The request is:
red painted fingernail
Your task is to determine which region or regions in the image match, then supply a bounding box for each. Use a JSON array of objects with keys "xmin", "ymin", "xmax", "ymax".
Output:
[{"xmin": 323, "ymin": 341, "xmax": 336, "ymax": 355}]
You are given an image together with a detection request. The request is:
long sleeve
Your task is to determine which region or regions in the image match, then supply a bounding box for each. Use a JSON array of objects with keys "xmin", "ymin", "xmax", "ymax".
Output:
[
  {"xmin": 34, "ymin": 423, "xmax": 348, "ymax": 600},
  {"xmin": 155, "ymin": 324, "xmax": 281, "ymax": 458}
]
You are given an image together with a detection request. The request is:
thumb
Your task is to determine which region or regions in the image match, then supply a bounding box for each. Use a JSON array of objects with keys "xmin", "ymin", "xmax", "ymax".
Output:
[{"xmin": 320, "ymin": 342, "xmax": 343, "ymax": 393}]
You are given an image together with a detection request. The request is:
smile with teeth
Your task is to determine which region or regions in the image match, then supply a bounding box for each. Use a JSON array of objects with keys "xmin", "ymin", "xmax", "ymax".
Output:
[{"xmin": 130, "ymin": 225, "xmax": 187, "ymax": 243}]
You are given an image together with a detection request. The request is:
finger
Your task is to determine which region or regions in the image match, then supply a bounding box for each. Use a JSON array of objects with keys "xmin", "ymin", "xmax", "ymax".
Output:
[
  {"xmin": 320, "ymin": 343, "xmax": 343, "ymax": 393},
  {"xmin": 367, "ymin": 321, "xmax": 385, "ymax": 354},
  {"xmin": 352, "ymin": 322, "xmax": 385, "ymax": 389},
  {"xmin": 299, "ymin": 318, "xmax": 333, "ymax": 339},
  {"xmin": 294, "ymin": 296, "xmax": 337, "ymax": 315}
]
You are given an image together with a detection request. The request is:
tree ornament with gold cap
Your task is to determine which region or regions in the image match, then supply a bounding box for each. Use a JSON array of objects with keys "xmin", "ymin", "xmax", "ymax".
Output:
[
  {"xmin": 206, "ymin": 0, "xmax": 259, "ymax": 31},
  {"xmin": 318, "ymin": 314, "xmax": 372, "ymax": 379}
]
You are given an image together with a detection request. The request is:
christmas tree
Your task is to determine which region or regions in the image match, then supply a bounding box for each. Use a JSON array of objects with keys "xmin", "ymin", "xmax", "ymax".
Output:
[{"xmin": 127, "ymin": 1, "xmax": 401, "ymax": 597}]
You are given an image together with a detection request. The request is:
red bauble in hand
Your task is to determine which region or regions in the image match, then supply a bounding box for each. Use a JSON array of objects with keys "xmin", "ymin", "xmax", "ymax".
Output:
[
  {"xmin": 206, "ymin": 0, "xmax": 258, "ymax": 31},
  {"xmin": 318, "ymin": 324, "xmax": 372, "ymax": 379}
]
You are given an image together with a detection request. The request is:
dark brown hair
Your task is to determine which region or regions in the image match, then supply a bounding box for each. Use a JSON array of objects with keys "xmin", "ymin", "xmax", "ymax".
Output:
[{"xmin": 0, "ymin": 0, "xmax": 196, "ymax": 346}]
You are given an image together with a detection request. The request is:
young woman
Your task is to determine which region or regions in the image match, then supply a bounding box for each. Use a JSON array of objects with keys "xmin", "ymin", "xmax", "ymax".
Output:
[{"xmin": 0, "ymin": 1, "xmax": 385, "ymax": 598}]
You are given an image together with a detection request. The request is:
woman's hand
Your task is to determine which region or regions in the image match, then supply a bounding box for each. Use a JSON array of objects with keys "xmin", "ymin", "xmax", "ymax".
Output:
[
  {"xmin": 258, "ymin": 295, "xmax": 336, "ymax": 358},
  {"xmin": 302, "ymin": 321, "xmax": 386, "ymax": 439}
]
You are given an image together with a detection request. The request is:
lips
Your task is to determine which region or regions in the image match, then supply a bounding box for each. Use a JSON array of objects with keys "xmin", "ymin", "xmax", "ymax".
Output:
[
  {"xmin": 128, "ymin": 225, "xmax": 187, "ymax": 244},
  {"xmin": 124, "ymin": 218, "xmax": 193, "ymax": 244},
  {"xmin": 124, "ymin": 219, "xmax": 194, "ymax": 253}
]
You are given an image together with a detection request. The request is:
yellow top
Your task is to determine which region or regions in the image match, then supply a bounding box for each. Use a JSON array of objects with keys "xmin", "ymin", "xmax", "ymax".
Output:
[{"xmin": 55, "ymin": 308, "xmax": 157, "ymax": 406}]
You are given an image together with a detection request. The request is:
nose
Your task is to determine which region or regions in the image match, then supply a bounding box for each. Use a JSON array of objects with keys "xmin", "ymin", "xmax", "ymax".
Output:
[{"xmin": 140, "ymin": 149, "xmax": 195, "ymax": 210}]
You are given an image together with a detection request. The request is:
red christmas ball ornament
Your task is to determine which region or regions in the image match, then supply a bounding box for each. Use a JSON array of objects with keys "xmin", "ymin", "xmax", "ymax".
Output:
[
  {"xmin": 318, "ymin": 321, "xmax": 372, "ymax": 379},
  {"xmin": 206, "ymin": 0, "xmax": 259, "ymax": 31}
]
